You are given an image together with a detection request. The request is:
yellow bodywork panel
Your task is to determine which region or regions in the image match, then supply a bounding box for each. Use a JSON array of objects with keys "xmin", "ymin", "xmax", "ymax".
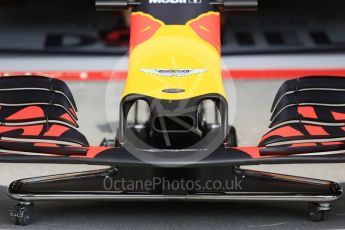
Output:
[{"xmin": 123, "ymin": 22, "xmax": 226, "ymax": 100}]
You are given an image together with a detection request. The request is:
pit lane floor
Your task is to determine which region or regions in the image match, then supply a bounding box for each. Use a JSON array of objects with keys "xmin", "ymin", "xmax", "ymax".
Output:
[{"xmin": 0, "ymin": 80, "xmax": 345, "ymax": 229}]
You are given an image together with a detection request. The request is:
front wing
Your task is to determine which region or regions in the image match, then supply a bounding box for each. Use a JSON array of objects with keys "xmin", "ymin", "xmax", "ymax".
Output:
[{"xmin": 0, "ymin": 76, "xmax": 345, "ymax": 167}]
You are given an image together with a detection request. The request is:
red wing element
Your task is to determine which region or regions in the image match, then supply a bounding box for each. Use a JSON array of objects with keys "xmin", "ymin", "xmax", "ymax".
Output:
[
  {"xmin": 304, "ymin": 125, "xmax": 329, "ymax": 136},
  {"xmin": 298, "ymin": 106, "xmax": 318, "ymax": 119},
  {"xmin": 260, "ymin": 126, "xmax": 304, "ymax": 143},
  {"xmin": 5, "ymin": 106, "xmax": 45, "ymax": 120},
  {"xmin": 0, "ymin": 125, "xmax": 44, "ymax": 136},
  {"xmin": 332, "ymin": 111, "xmax": 345, "ymax": 120},
  {"xmin": 43, "ymin": 125, "xmax": 70, "ymax": 137}
]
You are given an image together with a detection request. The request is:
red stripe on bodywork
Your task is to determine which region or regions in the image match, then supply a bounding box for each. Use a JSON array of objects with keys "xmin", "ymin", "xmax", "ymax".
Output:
[
  {"xmin": 0, "ymin": 125, "xmax": 43, "ymax": 136},
  {"xmin": 6, "ymin": 106, "xmax": 45, "ymax": 121},
  {"xmin": 60, "ymin": 113, "xmax": 77, "ymax": 126},
  {"xmin": 332, "ymin": 111, "xmax": 345, "ymax": 121},
  {"xmin": 1, "ymin": 70, "xmax": 345, "ymax": 81},
  {"xmin": 130, "ymin": 14, "xmax": 163, "ymax": 52},
  {"xmin": 298, "ymin": 106, "xmax": 318, "ymax": 119},
  {"xmin": 304, "ymin": 125, "xmax": 329, "ymax": 136},
  {"xmin": 189, "ymin": 14, "xmax": 221, "ymax": 53},
  {"xmin": 261, "ymin": 126, "xmax": 304, "ymax": 142},
  {"xmin": 291, "ymin": 143, "xmax": 318, "ymax": 147},
  {"xmin": 321, "ymin": 142, "xmax": 344, "ymax": 146},
  {"xmin": 222, "ymin": 69, "xmax": 345, "ymax": 79},
  {"xmin": 44, "ymin": 125, "xmax": 69, "ymax": 137},
  {"xmin": 34, "ymin": 143, "xmax": 60, "ymax": 147}
]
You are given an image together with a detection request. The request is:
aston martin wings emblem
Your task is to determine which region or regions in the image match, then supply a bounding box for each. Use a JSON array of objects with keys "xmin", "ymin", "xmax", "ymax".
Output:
[{"xmin": 140, "ymin": 69, "xmax": 208, "ymax": 77}]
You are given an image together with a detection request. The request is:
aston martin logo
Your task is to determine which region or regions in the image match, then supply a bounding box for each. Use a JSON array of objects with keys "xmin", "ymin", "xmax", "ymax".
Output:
[{"xmin": 140, "ymin": 69, "xmax": 207, "ymax": 77}]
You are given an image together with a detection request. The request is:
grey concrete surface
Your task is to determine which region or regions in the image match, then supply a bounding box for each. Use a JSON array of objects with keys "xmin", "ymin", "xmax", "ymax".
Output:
[{"xmin": 1, "ymin": 80, "xmax": 345, "ymax": 229}]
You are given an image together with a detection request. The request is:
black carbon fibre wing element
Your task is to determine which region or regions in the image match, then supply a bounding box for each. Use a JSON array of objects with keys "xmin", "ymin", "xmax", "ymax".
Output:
[
  {"xmin": 0, "ymin": 76, "xmax": 89, "ymax": 156},
  {"xmin": 1, "ymin": 146, "xmax": 345, "ymax": 167},
  {"xmin": 261, "ymin": 76, "xmax": 345, "ymax": 157}
]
